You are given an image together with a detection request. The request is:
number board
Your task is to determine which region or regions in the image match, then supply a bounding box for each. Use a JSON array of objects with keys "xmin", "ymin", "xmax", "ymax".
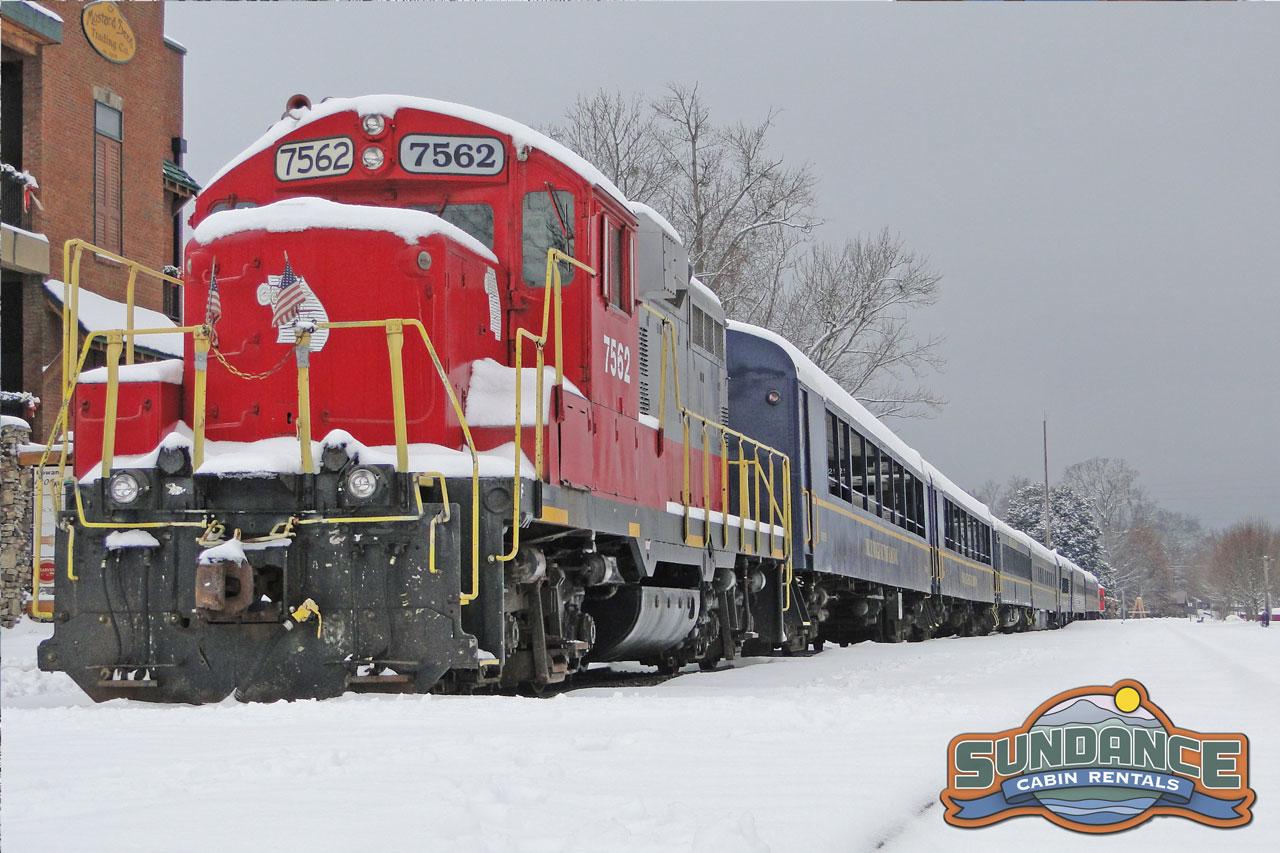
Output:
[
  {"xmin": 399, "ymin": 134, "xmax": 505, "ymax": 176},
  {"xmin": 276, "ymin": 137, "xmax": 354, "ymax": 182}
]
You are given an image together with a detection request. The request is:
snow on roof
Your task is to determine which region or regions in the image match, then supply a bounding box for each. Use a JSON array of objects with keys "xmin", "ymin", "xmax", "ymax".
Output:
[
  {"xmin": 203, "ymin": 95, "xmax": 628, "ymax": 206},
  {"xmin": 191, "ymin": 196, "xmax": 498, "ymax": 263},
  {"xmin": 728, "ymin": 321, "xmax": 924, "ymax": 474},
  {"xmin": 1, "ymin": 415, "xmax": 31, "ymax": 430},
  {"xmin": 79, "ymin": 359, "xmax": 184, "ymax": 386},
  {"xmin": 628, "ymin": 202, "xmax": 683, "ymax": 246},
  {"xmin": 687, "ymin": 276, "xmax": 723, "ymax": 313},
  {"xmin": 20, "ymin": 2, "xmax": 61, "ymax": 24},
  {"xmin": 922, "ymin": 461, "xmax": 992, "ymax": 523},
  {"xmin": 44, "ymin": 280, "xmax": 183, "ymax": 358}
]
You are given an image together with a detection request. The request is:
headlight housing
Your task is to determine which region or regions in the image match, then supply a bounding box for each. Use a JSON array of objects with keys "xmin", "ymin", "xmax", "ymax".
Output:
[
  {"xmin": 340, "ymin": 465, "xmax": 390, "ymax": 506},
  {"xmin": 361, "ymin": 114, "xmax": 387, "ymax": 137},
  {"xmin": 106, "ymin": 470, "xmax": 149, "ymax": 508}
]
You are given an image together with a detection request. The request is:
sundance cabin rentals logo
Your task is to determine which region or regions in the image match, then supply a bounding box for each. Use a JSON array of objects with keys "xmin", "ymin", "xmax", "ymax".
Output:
[{"xmin": 941, "ymin": 680, "xmax": 1253, "ymax": 833}]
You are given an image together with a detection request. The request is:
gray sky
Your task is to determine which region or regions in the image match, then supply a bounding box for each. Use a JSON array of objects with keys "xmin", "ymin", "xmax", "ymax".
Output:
[{"xmin": 166, "ymin": 3, "xmax": 1279, "ymax": 530}]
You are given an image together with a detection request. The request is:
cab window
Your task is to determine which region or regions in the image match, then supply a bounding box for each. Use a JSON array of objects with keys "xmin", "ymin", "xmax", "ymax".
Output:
[
  {"xmin": 522, "ymin": 190, "xmax": 575, "ymax": 286},
  {"xmin": 411, "ymin": 203, "xmax": 494, "ymax": 248},
  {"xmin": 606, "ymin": 219, "xmax": 629, "ymax": 311}
]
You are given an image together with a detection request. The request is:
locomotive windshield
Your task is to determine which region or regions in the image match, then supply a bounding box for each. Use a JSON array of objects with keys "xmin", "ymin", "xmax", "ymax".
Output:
[{"xmin": 409, "ymin": 202, "xmax": 494, "ymax": 248}]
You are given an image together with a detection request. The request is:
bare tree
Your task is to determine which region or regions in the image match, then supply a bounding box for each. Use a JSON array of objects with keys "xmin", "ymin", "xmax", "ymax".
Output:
[
  {"xmin": 649, "ymin": 83, "xmax": 819, "ymax": 304},
  {"xmin": 1061, "ymin": 457, "xmax": 1149, "ymax": 574},
  {"xmin": 547, "ymin": 84, "xmax": 947, "ymax": 419},
  {"xmin": 543, "ymin": 90, "xmax": 673, "ymax": 205},
  {"xmin": 767, "ymin": 232, "xmax": 945, "ymax": 419},
  {"xmin": 1207, "ymin": 520, "xmax": 1278, "ymax": 617}
]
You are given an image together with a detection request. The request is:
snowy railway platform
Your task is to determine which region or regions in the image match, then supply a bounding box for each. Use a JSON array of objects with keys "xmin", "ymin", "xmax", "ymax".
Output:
[{"xmin": 2, "ymin": 618, "xmax": 1273, "ymax": 852}]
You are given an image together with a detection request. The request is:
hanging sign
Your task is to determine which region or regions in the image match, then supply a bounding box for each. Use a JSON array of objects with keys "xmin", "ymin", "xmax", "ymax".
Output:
[{"xmin": 82, "ymin": 2, "xmax": 137, "ymax": 64}]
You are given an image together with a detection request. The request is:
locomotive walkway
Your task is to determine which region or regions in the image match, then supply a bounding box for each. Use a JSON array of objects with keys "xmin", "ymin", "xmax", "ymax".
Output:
[{"xmin": 2, "ymin": 618, "xmax": 1275, "ymax": 851}]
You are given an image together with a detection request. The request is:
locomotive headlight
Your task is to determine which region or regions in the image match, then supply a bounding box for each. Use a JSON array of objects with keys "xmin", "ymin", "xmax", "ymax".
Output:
[
  {"xmin": 361, "ymin": 114, "xmax": 386, "ymax": 136},
  {"xmin": 108, "ymin": 471, "xmax": 143, "ymax": 506},
  {"xmin": 345, "ymin": 466, "xmax": 381, "ymax": 501},
  {"xmin": 766, "ymin": 389, "xmax": 782, "ymax": 405},
  {"xmin": 361, "ymin": 146, "xmax": 385, "ymax": 170}
]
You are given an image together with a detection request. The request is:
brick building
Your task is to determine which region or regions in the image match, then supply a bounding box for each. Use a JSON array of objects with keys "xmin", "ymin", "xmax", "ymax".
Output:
[{"xmin": 1, "ymin": 0, "xmax": 196, "ymax": 439}]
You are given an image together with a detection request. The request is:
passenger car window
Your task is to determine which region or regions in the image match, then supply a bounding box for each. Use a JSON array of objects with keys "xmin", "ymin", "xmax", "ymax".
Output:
[{"xmin": 522, "ymin": 190, "xmax": 575, "ymax": 286}]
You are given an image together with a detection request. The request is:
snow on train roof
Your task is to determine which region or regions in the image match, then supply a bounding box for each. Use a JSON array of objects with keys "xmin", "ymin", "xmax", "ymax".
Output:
[
  {"xmin": 204, "ymin": 94, "xmax": 627, "ymax": 205},
  {"xmin": 728, "ymin": 321, "xmax": 923, "ymax": 473},
  {"xmin": 688, "ymin": 276, "xmax": 722, "ymax": 312},
  {"xmin": 729, "ymin": 321, "xmax": 1007, "ymax": 527},
  {"xmin": 191, "ymin": 197, "xmax": 498, "ymax": 263},
  {"xmin": 628, "ymin": 202, "xmax": 683, "ymax": 246}
]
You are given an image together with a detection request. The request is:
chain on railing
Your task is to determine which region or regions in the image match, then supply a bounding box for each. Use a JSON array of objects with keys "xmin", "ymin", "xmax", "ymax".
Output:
[{"xmin": 34, "ymin": 240, "xmax": 490, "ymax": 615}]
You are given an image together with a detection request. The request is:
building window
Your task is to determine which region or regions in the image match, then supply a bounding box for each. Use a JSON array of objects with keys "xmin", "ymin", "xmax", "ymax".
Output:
[
  {"xmin": 94, "ymin": 102, "xmax": 123, "ymax": 252},
  {"xmin": 163, "ymin": 281, "xmax": 182, "ymax": 323}
]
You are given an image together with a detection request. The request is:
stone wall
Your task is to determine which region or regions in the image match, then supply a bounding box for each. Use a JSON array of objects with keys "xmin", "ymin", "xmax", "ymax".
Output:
[{"xmin": 1, "ymin": 421, "xmax": 34, "ymax": 627}]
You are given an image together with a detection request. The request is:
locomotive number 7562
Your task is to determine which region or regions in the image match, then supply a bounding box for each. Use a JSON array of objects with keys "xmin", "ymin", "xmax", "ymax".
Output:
[{"xmin": 602, "ymin": 335, "xmax": 631, "ymax": 384}]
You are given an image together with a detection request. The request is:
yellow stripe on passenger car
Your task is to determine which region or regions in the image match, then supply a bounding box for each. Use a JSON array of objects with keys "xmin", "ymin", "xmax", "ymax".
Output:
[{"xmin": 811, "ymin": 496, "xmax": 931, "ymax": 552}]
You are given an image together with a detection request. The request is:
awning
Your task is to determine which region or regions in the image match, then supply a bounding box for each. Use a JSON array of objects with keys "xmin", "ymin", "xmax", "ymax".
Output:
[{"xmin": 163, "ymin": 160, "xmax": 201, "ymax": 198}]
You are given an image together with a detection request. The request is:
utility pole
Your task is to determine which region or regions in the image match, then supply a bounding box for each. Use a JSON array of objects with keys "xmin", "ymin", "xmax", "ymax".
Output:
[
  {"xmin": 1264, "ymin": 556, "xmax": 1273, "ymax": 627},
  {"xmin": 1042, "ymin": 416, "xmax": 1052, "ymax": 549}
]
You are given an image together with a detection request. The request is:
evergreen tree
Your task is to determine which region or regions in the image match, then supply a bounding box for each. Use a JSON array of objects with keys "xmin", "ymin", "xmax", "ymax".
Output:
[{"xmin": 1005, "ymin": 483, "xmax": 1114, "ymax": 593}]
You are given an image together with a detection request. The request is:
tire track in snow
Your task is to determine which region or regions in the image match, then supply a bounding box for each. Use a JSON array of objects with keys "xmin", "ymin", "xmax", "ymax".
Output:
[{"xmin": 872, "ymin": 797, "xmax": 938, "ymax": 850}]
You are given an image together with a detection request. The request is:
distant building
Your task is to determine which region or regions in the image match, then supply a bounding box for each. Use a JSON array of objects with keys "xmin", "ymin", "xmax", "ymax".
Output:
[{"xmin": 1, "ymin": 1, "xmax": 196, "ymax": 439}]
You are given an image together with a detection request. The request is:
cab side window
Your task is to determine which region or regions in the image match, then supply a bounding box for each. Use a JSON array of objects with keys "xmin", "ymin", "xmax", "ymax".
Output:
[
  {"xmin": 606, "ymin": 219, "xmax": 629, "ymax": 311},
  {"xmin": 522, "ymin": 190, "xmax": 575, "ymax": 287}
]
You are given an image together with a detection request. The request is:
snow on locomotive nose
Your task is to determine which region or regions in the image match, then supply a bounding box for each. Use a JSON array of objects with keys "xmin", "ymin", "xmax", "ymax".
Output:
[{"xmin": 182, "ymin": 196, "xmax": 501, "ymax": 450}]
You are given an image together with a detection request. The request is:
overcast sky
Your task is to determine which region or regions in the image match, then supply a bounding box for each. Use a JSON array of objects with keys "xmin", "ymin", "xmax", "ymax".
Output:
[{"xmin": 166, "ymin": 3, "xmax": 1279, "ymax": 530}]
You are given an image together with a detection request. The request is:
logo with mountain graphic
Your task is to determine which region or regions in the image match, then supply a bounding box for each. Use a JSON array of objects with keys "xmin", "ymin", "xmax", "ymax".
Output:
[{"xmin": 941, "ymin": 679, "xmax": 1254, "ymax": 833}]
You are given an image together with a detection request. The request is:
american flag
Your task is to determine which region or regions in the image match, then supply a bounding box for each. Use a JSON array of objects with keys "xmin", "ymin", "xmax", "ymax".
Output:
[
  {"xmin": 272, "ymin": 254, "xmax": 308, "ymax": 327},
  {"xmin": 205, "ymin": 264, "xmax": 221, "ymax": 345}
]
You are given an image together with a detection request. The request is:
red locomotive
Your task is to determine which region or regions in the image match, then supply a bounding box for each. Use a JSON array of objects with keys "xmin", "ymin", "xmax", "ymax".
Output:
[{"xmin": 39, "ymin": 95, "xmax": 798, "ymax": 702}]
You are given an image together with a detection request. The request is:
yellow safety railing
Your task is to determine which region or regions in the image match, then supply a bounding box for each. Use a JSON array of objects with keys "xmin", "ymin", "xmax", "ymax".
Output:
[
  {"xmin": 641, "ymin": 304, "xmax": 795, "ymax": 607},
  {"xmin": 59, "ymin": 239, "xmax": 185, "ymax": 390},
  {"xmin": 34, "ymin": 239, "xmax": 490, "ymax": 613},
  {"xmin": 493, "ymin": 248, "xmax": 594, "ymax": 564}
]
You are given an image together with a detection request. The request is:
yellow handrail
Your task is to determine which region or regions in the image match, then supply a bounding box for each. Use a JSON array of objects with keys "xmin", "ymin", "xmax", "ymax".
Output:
[
  {"xmin": 494, "ymin": 248, "xmax": 594, "ymax": 565},
  {"xmin": 639, "ymin": 304, "xmax": 794, "ymax": 607},
  {"xmin": 59, "ymin": 239, "xmax": 184, "ymax": 398}
]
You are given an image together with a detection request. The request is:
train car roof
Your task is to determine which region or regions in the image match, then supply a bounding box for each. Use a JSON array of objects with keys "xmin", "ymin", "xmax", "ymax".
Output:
[
  {"xmin": 688, "ymin": 275, "xmax": 724, "ymax": 314},
  {"xmin": 204, "ymin": 94, "xmax": 628, "ymax": 205},
  {"xmin": 190, "ymin": 196, "xmax": 498, "ymax": 263},
  {"xmin": 922, "ymin": 461, "xmax": 993, "ymax": 524},
  {"xmin": 629, "ymin": 202, "xmax": 683, "ymax": 247},
  {"xmin": 992, "ymin": 516, "xmax": 1037, "ymax": 552},
  {"xmin": 728, "ymin": 320, "xmax": 924, "ymax": 474}
]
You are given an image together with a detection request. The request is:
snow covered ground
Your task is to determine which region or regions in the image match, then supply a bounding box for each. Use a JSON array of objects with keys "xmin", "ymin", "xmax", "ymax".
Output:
[{"xmin": 2, "ymin": 618, "xmax": 1274, "ymax": 852}]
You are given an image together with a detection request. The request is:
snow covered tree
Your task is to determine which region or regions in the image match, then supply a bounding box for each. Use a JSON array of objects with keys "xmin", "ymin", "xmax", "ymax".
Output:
[{"xmin": 1005, "ymin": 483, "xmax": 1113, "ymax": 593}]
